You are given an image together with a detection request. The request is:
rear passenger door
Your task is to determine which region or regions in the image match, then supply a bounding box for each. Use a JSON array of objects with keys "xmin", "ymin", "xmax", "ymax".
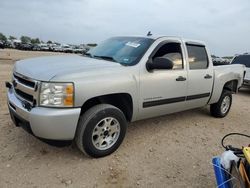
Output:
[{"xmin": 185, "ymin": 43, "xmax": 213, "ymax": 108}]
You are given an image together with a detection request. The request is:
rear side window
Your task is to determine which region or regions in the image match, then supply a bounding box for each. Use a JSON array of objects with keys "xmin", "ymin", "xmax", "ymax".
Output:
[
  {"xmin": 186, "ymin": 44, "xmax": 208, "ymax": 69},
  {"xmin": 231, "ymin": 55, "xmax": 250, "ymax": 67}
]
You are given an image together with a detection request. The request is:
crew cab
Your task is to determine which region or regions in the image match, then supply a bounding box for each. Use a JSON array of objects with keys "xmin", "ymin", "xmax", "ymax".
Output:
[{"xmin": 6, "ymin": 36, "xmax": 245, "ymax": 158}]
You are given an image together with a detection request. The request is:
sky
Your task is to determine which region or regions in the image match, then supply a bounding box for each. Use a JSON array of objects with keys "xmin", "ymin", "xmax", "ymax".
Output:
[{"xmin": 0, "ymin": 0, "xmax": 249, "ymax": 56}]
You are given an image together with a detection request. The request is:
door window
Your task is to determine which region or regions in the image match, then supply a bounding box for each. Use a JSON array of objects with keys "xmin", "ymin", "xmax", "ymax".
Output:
[
  {"xmin": 186, "ymin": 45, "xmax": 208, "ymax": 69},
  {"xmin": 152, "ymin": 43, "xmax": 183, "ymax": 70}
]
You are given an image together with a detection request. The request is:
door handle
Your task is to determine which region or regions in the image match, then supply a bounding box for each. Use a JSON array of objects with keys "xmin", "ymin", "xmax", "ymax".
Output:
[
  {"xmin": 204, "ymin": 74, "xmax": 212, "ymax": 79},
  {"xmin": 176, "ymin": 76, "xmax": 186, "ymax": 81}
]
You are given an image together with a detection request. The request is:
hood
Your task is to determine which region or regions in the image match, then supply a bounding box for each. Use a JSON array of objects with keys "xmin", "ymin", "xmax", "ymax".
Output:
[{"xmin": 14, "ymin": 55, "xmax": 122, "ymax": 81}]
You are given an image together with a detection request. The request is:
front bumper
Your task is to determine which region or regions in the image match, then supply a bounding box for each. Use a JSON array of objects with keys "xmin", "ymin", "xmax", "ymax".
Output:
[{"xmin": 7, "ymin": 87, "xmax": 81, "ymax": 140}]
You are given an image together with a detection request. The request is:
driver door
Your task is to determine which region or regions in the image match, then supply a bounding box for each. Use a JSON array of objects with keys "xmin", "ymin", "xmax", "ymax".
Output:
[{"xmin": 138, "ymin": 40, "xmax": 188, "ymax": 120}]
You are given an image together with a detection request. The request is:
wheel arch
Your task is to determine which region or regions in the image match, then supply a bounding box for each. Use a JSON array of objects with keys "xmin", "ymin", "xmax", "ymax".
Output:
[
  {"xmin": 80, "ymin": 93, "xmax": 133, "ymax": 122},
  {"xmin": 209, "ymin": 79, "xmax": 238, "ymax": 104},
  {"xmin": 223, "ymin": 79, "xmax": 238, "ymax": 93}
]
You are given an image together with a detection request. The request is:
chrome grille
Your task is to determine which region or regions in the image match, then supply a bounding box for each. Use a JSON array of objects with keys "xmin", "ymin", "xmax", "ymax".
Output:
[
  {"xmin": 12, "ymin": 73, "xmax": 39, "ymax": 105},
  {"xmin": 13, "ymin": 74, "xmax": 35, "ymax": 88}
]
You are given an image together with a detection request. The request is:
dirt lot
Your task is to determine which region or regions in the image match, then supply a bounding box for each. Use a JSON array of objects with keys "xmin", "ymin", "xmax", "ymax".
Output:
[{"xmin": 0, "ymin": 49, "xmax": 250, "ymax": 188}]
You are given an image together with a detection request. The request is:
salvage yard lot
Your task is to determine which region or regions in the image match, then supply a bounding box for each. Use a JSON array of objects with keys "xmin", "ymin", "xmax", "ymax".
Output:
[{"xmin": 0, "ymin": 49, "xmax": 250, "ymax": 188}]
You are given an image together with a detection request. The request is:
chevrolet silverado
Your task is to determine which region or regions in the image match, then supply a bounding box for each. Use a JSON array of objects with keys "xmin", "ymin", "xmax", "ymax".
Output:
[{"xmin": 6, "ymin": 36, "xmax": 245, "ymax": 157}]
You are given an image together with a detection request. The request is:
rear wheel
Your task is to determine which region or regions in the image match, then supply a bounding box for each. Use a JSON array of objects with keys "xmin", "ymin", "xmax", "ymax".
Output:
[
  {"xmin": 210, "ymin": 90, "xmax": 232, "ymax": 118},
  {"xmin": 75, "ymin": 104, "xmax": 127, "ymax": 158}
]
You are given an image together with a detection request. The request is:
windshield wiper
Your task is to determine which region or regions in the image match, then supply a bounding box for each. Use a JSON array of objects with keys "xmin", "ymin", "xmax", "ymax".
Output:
[
  {"xmin": 86, "ymin": 54, "xmax": 127, "ymax": 66},
  {"xmin": 93, "ymin": 55, "xmax": 117, "ymax": 62}
]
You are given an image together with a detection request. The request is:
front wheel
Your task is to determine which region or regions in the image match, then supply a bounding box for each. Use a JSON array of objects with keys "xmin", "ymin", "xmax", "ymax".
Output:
[
  {"xmin": 210, "ymin": 90, "xmax": 232, "ymax": 118},
  {"xmin": 75, "ymin": 104, "xmax": 127, "ymax": 158}
]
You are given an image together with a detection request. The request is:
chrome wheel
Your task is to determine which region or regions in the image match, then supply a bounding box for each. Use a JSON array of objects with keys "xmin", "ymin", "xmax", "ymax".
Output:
[
  {"xmin": 221, "ymin": 96, "xmax": 231, "ymax": 114},
  {"xmin": 91, "ymin": 117, "xmax": 120, "ymax": 150}
]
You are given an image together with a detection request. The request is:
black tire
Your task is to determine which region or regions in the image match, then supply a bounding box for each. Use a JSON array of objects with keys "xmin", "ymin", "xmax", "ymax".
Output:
[
  {"xmin": 210, "ymin": 90, "xmax": 232, "ymax": 118},
  {"xmin": 75, "ymin": 104, "xmax": 127, "ymax": 158}
]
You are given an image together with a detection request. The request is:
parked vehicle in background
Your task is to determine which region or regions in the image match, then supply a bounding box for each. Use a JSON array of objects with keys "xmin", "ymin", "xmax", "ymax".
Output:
[
  {"xmin": 231, "ymin": 54, "xmax": 250, "ymax": 88},
  {"xmin": 47, "ymin": 43, "xmax": 58, "ymax": 52},
  {"xmin": 5, "ymin": 36, "xmax": 245, "ymax": 158},
  {"xmin": 22, "ymin": 43, "xmax": 33, "ymax": 51},
  {"xmin": 12, "ymin": 39, "xmax": 22, "ymax": 49},
  {"xmin": 32, "ymin": 44, "xmax": 41, "ymax": 51},
  {"xmin": 212, "ymin": 57, "xmax": 230, "ymax": 66},
  {"xmin": 52, "ymin": 45, "xmax": 63, "ymax": 52},
  {"xmin": 16, "ymin": 43, "xmax": 33, "ymax": 51},
  {"xmin": 62, "ymin": 44, "xmax": 73, "ymax": 53},
  {"xmin": 72, "ymin": 46, "xmax": 85, "ymax": 54},
  {"xmin": 0, "ymin": 41, "xmax": 5, "ymax": 49},
  {"xmin": 0, "ymin": 37, "xmax": 90, "ymax": 54},
  {"xmin": 5, "ymin": 41, "xmax": 14, "ymax": 48},
  {"xmin": 39, "ymin": 43, "xmax": 50, "ymax": 51}
]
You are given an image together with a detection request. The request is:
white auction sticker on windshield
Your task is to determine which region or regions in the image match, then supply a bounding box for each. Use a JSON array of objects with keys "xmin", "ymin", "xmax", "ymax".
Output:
[{"xmin": 126, "ymin": 42, "xmax": 141, "ymax": 48}]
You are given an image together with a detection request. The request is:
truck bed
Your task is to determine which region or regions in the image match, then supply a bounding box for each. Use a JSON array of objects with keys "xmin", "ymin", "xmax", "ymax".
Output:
[{"xmin": 209, "ymin": 64, "xmax": 245, "ymax": 104}]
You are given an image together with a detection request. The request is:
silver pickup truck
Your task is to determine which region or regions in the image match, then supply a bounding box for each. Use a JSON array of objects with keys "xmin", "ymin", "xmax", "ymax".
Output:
[{"xmin": 6, "ymin": 36, "xmax": 245, "ymax": 157}]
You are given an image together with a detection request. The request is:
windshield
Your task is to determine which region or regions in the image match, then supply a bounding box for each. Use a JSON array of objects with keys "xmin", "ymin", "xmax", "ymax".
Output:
[
  {"xmin": 231, "ymin": 55, "xmax": 250, "ymax": 67},
  {"xmin": 87, "ymin": 37, "xmax": 154, "ymax": 65}
]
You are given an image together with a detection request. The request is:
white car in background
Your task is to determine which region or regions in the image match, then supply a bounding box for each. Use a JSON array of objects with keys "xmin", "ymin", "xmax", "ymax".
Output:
[
  {"xmin": 62, "ymin": 44, "xmax": 73, "ymax": 53},
  {"xmin": 39, "ymin": 43, "xmax": 50, "ymax": 51},
  {"xmin": 231, "ymin": 54, "xmax": 250, "ymax": 87},
  {"xmin": 72, "ymin": 46, "xmax": 87, "ymax": 54},
  {"xmin": 52, "ymin": 45, "xmax": 63, "ymax": 52}
]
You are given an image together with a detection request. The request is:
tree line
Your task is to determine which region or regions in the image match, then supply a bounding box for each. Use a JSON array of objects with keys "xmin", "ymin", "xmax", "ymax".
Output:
[
  {"xmin": 0, "ymin": 33, "xmax": 43, "ymax": 44},
  {"xmin": 0, "ymin": 32, "xmax": 97, "ymax": 47}
]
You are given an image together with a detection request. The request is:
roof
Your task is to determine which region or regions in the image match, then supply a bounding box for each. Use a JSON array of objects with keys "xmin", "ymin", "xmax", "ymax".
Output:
[{"xmin": 116, "ymin": 35, "xmax": 206, "ymax": 46}]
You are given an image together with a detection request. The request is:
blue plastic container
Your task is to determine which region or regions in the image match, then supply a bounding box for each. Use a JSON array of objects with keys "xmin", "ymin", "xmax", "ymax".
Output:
[{"xmin": 212, "ymin": 157, "xmax": 230, "ymax": 188}]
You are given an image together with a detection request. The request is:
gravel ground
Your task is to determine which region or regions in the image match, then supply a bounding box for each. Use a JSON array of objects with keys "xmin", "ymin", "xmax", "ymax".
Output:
[{"xmin": 0, "ymin": 49, "xmax": 250, "ymax": 188}]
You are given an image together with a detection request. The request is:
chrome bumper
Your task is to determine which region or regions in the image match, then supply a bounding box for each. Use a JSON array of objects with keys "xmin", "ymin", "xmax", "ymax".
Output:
[{"xmin": 7, "ymin": 87, "xmax": 81, "ymax": 140}]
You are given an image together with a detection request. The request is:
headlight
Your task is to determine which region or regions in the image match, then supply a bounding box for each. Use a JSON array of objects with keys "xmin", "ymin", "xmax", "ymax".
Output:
[{"xmin": 39, "ymin": 82, "xmax": 74, "ymax": 107}]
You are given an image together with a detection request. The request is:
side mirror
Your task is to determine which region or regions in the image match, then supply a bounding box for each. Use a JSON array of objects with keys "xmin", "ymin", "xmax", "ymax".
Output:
[{"xmin": 146, "ymin": 57, "xmax": 174, "ymax": 71}]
